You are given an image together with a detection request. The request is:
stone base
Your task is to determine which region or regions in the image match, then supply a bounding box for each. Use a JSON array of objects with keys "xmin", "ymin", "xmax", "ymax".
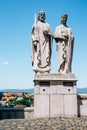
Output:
[{"xmin": 34, "ymin": 73, "xmax": 78, "ymax": 118}]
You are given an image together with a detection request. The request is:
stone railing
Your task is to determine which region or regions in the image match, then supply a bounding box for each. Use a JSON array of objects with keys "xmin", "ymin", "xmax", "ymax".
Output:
[
  {"xmin": 77, "ymin": 94, "xmax": 87, "ymax": 116},
  {"xmin": 1, "ymin": 94, "xmax": 87, "ymax": 119},
  {"xmin": 0, "ymin": 107, "xmax": 34, "ymax": 120}
]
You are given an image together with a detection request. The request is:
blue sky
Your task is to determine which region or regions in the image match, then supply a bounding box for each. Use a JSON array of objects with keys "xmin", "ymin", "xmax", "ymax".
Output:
[{"xmin": 0, "ymin": 0, "xmax": 87, "ymax": 89}]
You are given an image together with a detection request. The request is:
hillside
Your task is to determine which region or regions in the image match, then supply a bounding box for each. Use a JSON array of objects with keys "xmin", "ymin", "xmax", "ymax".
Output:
[
  {"xmin": 0, "ymin": 88, "xmax": 87, "ymax": 94},
  {"xmin": 0, "ymin": 88, "xmax": 34, "ymax": 93},
  {"xmin": 77, "ymin": 88, "xmax": 87, "ymax": 94}
]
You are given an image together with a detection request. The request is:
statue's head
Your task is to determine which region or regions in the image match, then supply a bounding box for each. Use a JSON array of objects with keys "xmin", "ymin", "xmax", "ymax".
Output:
[
  {"xmin": 61, "ymin": 14, "xmax": 68, "ymax": 19},
  {"xmin": 61, "ymin": 14, "xmax": 68, "ymax": 25},
  {"xmin": 38, "ymin": 10, "xmax": 46, "ymax": 22}
]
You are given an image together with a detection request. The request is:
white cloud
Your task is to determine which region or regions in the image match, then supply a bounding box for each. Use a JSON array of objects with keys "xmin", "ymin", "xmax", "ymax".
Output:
[{"xmin": 2, "ymin": 61, "xmax": 9, "ymax": 65}]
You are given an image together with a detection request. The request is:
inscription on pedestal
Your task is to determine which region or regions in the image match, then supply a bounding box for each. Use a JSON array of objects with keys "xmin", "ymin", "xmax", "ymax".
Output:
[
  {"xmin": 63, "ymin": 82, "xmax": 73, "ymax": 87},
  {"xmin": 39, "ymin": 81, "xmax": 50, "ymax": 86}
]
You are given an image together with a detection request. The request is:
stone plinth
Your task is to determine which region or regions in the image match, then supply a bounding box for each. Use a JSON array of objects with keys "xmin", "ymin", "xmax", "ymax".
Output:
[{"xmin": 34, "ymin": 73, "xmax": 77, "ymax": 118}]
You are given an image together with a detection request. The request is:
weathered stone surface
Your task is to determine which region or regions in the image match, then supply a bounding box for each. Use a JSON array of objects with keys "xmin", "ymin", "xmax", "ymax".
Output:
[
  {"xmin": 54, "ymin": 14, "xmax": 74, "ymax": 74},
  {"xmin": 34, "ymin": 73, "xmax": 77, "ymax": 81},
  {"xmin": 31, "ymin": 11, "xmax": 52, "ymax": 73},
  {"xmin": 0, "ymin": 117, "xmax": 87, "ymax": 130},
  {"xmin": 34, "ymin": 73, "xmax": 77, "ymax": 118},
  {"xmin": 50, "ymin": 95, "xmax": 63, "ymax": 117},
  {"xmin": 64, "ymin": 94, "xmax": 77, "ymax": 116},
  {"xmin": 34, "ymin": 95, "xmax": 49, "ymax": 118}
]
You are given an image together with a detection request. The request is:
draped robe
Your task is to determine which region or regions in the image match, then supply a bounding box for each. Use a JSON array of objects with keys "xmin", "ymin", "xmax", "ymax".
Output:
[
  {"xmin": 31, "ymin": 21, "xmax": 52, "ymax": 73},
  {"xmin": 54, "ymin": 24, "xmax": 74, "ymax": 74}
]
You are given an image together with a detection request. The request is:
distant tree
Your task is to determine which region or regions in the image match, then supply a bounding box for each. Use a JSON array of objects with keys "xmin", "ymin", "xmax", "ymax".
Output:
[{"xmin": 9, "ymin": 95, "xmax": 34, "ymax": 107}]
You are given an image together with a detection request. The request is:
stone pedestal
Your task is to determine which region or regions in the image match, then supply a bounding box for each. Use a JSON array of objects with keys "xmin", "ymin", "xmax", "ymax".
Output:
[{"xmin": 34, "ymin": 73, "xmax": 77, "ymax": 118}]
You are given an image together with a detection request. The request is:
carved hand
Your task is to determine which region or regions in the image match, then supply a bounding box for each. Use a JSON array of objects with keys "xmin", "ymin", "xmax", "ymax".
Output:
[{"xmin": 43, "ymin": 31, "xmax": 48, "ymax": 35}]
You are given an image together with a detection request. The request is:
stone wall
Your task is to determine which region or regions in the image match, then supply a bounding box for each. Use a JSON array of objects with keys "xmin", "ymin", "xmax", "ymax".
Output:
[
  {"xmin": 1, "ymin": 94, "xmax": 87, "ymax": 119},
  {"xmin": 77, "ymin": 94, "xmax": 87, "ymax": 116},
  {"xmin": 0, "ymin": 107, "xmax": 34, "ymax": 119}
]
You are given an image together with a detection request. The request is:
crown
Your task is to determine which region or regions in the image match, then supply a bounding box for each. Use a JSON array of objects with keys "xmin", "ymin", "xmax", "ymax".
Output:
[
  {"xmin": 61, "ymin": 14, "xmax": 68, "ymax": 18},
  {"xmin": 39, "ymin": 10, "xmax": 45, "ymax": 15}
]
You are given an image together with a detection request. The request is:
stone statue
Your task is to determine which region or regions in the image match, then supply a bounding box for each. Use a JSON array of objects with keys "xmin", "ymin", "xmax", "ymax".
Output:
[
  {"xmin": 54, "ymin": 14, "xmax": 74, "ymax": 74},
  {"xmin": 31, "ymin": 11, "xmax": 52, "ymax": 74}
]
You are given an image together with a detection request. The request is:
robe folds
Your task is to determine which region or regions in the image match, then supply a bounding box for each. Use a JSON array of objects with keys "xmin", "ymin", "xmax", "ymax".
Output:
[
  {"xmin": 54, "ymin": 24, "xmax": 74, "ymax": 74},
  {"xmin": 31, "ymin": 21, "xmax": 52, "ymax": 73}
]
